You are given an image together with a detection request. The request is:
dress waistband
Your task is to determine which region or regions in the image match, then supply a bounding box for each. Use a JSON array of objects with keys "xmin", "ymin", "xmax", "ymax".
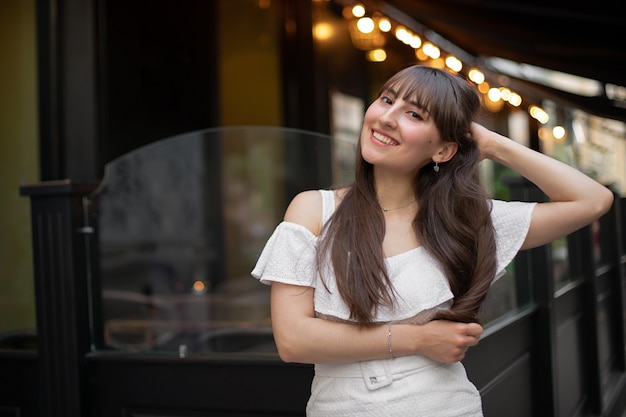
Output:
[{"xmin": 315, "ymin": 355, "xmax": 440, "ymax": 391}]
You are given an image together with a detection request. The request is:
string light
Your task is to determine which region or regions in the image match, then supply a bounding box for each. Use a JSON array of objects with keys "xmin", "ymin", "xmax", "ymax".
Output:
[
  {"xmin": 378, "ymin": 17, "xmax": 391, "ymax": 32},
  {"xmin": 313, "ymin": 22, "xmax": 334, "ymax": 41},
  {"xmin": 341, "ymin": 2, "xmax": 540, "ymax": 118},
  {"xmin": 351, "ymin": 4, "xmax": 365, "ymax": 17},
  {"xmin": 409, "ymin": 34, "xmax": 421, "ymax": 49},
  {"xmin": 394, "ymin": 26, "xmax": 410, "ymax": 43},
  {"xmin": 367, "ymin": 49, "xmax": 387, "ymax": 62},
  {"xmin": 508, "ymin": 92, "xmax": 522, "ymax": 107},
  {"xmin": 487, "ymin": 87, "xmax": 502, "ymax": 102},
  {"xmin": 357, "ymin": 17, "xmax": 375, "ymax": 33},
  {"xmin": 468, "ymin": 69, "xmax": 485, "ymax": 84},
  {"xmin": 422, "ymin": 42, "xmax": 440, "ymax": 59},
  {"xmin": 553, "ymin": 125, "xmax": 566, "ymax": 141},
  {"xmin": 529, "ymin": 105, "xmax": 550, "ymax": 124},
  {"xmin": 477, "ymin": 82, "xmax": 490, "ymax": 94},
  {"xmin": 445, "ymin": 56, "xmax": 463, "ymax": 73}
]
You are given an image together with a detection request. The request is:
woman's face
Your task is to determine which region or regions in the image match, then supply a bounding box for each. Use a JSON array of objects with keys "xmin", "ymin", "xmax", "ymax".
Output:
[{"xmin": 360, "ymin": 88, "xmax": 447, "ymax": 175}]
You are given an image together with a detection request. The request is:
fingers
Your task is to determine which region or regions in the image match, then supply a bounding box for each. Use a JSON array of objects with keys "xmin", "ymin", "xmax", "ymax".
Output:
[
  {"xmin": 465, "ymin": 322, "xmax": 483, "ymax": 338},
  {"xmin": 445, "ymin": 344, "xmax": 469, "ymax": 363},
  {"xmin": 468, "ymin": 122, "xmax": 494, "ymax": 161},
  {"xmin": 459, "ymin": 323, "xmax": 483, "ymax": 360},
  {"xmin": 463, "ymin": 323, "xmax": 483, "ymax": 346},
  {"xmin": 450, "ymin": 323, "xmax": 482, "ymax": 361},
  {"xmin": 418, "ymin": 321, "xmax": 484, "ymax": 363},
  {"xmin": 452, "ymin": 337, "xmax": 474, "ymax": 362}
]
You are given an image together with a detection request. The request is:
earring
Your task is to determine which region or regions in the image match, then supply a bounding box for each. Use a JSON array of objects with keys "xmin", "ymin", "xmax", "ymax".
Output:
[{"xmin": 433, "ymin": 161, "xmax": 440, "ymax": 173}]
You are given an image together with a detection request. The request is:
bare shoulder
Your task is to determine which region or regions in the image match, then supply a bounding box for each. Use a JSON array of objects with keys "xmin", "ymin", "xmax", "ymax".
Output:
[
  {"xmin": 334, "ymin": 186, "xmax": 349, "ymax": 202},
  {"xmin": 284, "ymin": 190, "xmax": 323, "ymax": 235}
]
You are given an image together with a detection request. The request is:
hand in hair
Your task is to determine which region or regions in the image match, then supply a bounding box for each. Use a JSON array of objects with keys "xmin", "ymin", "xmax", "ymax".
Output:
[
  {"xmin": 468, "ymin": 122, "xmax": 496, "ymax": 161},
  {"xmin": 411, "ymin": 320, "xmax": 483, "ymax": 363}
]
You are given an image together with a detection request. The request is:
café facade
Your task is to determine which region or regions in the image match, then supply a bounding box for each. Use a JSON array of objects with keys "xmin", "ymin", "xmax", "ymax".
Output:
[{"xmin": 2, "ymin": 1, "xmax": 626, "ymax": 416}]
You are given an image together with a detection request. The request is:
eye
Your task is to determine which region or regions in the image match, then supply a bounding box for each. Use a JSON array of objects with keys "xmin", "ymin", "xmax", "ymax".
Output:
[
  {"xmin": 380, "ymin": 95, "xmax": 393, "ymax": 105},
  {"xmin": 408, "ymin": 110, "xmax": 424, "ymax": 120}
]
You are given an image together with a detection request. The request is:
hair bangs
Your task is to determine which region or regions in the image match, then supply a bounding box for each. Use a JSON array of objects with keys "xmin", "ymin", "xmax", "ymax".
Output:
[{"xmin": 380, "ymin": 66, "xmax": 461, "ymax": 137}]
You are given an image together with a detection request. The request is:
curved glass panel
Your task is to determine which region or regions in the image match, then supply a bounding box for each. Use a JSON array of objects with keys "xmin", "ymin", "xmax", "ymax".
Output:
[
  {"xmin": 87, "ymin": 125, "xmax": 526, "ymax": 355},
  {"xmin": 88, "ymin": 126, "xmax": 356, "ymax": 355}
]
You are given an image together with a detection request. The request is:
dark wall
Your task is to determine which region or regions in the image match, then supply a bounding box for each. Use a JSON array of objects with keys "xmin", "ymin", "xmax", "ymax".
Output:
[
  {"xmin": 36, "ymin": 0, "xmax": 220, "ymax": 180},
  {"xmin": 100, "ymin": 0, "xmax": 220, "ymax": 168},
  {"xmin": 0, "ymin": 351, "xmax": 38, "ymax": 417}
]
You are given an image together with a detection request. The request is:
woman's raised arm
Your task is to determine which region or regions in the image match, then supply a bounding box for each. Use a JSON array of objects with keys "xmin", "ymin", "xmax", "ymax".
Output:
[{"xmin": 470, "ymin": 122, "xmax": 614, "ymax": 250}]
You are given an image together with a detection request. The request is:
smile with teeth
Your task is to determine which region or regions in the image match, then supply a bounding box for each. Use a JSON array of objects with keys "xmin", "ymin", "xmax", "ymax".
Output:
[{"xmin": 372, "ymin": 130, "xmax": 399, "ymax": 146}]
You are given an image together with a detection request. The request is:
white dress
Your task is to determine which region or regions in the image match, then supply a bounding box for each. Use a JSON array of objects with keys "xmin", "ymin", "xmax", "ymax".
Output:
[{"xmin": 251, "ymin": 189, "xmax": 536, "ymax": 417}]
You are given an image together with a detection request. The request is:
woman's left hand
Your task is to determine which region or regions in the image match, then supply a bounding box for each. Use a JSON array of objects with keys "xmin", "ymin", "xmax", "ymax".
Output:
[{"xmin": 468, "ymin": 122, "xmax": 495, "ymax": 161}]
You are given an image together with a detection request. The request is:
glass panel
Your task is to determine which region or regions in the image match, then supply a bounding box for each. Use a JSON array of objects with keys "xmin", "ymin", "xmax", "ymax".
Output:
[
  {"xmin": 88, "ymin": 126, "xmax": 537, "ymax": 351},
  {"xmin": 622, "ymin": 198, "xmax": 626, "ymax": 257},
  {"xmin": 558, "ymin": 223, "xmax": 599, "ymax": 291},
  {"xmin": 592, "ymin": 219, "xmax": 603, "ymax": 264},
  {"xmin": 89, "ymin": 127, "xmax": 355, "ymax": 354},
  {"xmin": 479, "ymin": 267, "xmax": 518, "ymax": 324},
  {"xmin": 552, "ymin": 236, "xmax": 571, "ymax": 286}
]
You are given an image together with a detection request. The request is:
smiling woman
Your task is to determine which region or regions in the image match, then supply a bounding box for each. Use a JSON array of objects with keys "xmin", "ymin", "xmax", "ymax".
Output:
[{"xmin": 251, "ymin": 64, "xmax": 613, "ymax": 417}]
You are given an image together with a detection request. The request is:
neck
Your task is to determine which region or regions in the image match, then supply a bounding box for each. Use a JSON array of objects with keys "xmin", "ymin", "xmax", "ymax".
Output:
[
  {"xmin": 381, "ymin": 198, "xmax": 416, "ymax": 212},
  {"xmin": 376, "ymin": 184, "xmax": 415, "ymax": 212},
  {"xmin": 370, "ymin": 169, "xmax": 416, "ymax": 212}
]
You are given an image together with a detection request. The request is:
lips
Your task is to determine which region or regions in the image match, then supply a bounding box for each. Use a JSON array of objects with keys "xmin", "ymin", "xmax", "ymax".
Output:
[{"xmin": 372, "ymin": 130, "xmax": 399, "ymax": 146}]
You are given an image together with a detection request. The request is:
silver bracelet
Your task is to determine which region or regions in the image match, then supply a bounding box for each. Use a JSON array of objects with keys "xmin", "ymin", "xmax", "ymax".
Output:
[{"xmin": 387, "ymin": 323, "xmax": 393, "ymax": 358}]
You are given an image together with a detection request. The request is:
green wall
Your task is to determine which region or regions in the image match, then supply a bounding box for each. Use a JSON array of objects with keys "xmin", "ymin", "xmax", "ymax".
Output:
[
  {"xmin": 218, "ymin": 0, "xmax": 281, "ymax": 126},
  {"xmin": 0, "ymin": 0, "xmax": 38, "ymax": 334}
]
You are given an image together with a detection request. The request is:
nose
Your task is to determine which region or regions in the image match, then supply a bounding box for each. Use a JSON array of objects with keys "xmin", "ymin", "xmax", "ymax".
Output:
[{"xmin": 379, "ymin": 106, "xmax": 398, "ymax": 129}]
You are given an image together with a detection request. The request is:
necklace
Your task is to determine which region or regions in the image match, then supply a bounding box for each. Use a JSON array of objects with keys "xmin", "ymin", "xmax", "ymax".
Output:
[{"xmin": 382, "ymin": 199, "xmax": 416, "ymax": 212}]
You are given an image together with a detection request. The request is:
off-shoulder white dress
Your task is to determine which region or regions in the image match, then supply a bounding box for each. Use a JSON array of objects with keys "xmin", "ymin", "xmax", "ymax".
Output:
[{"xmin": 251, "ymin": 189, "xmax": 536, "ymax": 417}]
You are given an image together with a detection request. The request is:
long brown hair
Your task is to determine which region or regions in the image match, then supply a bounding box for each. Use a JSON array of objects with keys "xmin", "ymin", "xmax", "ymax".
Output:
[{"xmin": 317, "ymin": 65, "xmax": 496, "ymax": 325}]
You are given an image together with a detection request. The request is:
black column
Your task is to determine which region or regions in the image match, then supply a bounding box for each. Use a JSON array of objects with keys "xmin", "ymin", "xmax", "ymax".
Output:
[
  {"xmin": 20, "ymin": 180, "xmax": 99, "ymax": 417},
  {"xmin": 36, "ymin": 0, "xmax": 100, "ymax": 180}
]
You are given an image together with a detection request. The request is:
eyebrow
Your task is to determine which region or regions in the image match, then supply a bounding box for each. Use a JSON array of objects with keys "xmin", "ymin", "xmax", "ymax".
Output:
[
  {"xmin": 382, "ymin": 87, "xmax": 431, "ymax": 115},
  {"xmin": 381, "ymin": 87, "xmax": 398, "ymax": 97},
  {"xmin": 408, "ymin": 100, "xmax": 430, "ymax": 118}
]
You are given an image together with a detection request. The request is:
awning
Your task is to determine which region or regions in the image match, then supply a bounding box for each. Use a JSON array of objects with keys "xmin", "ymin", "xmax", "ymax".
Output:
[{"xmin": 366, "ymin": 0, "xmax": 626, "ymax": 121}]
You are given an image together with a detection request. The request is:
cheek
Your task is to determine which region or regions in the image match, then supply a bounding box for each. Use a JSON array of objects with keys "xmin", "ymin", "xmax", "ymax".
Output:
[
  {"xmin": 362, "ymin": 107, "xmax": 377, "ymax": 124},
  {"xmin": 359, "ymin": 133, "xmax": 379, "ymax": 164},
  {"xmin": 407, "ymin": 126, "xmax": 442, "ymax": 147},
  {"xmin": 364, "ymin": 100, "xmax": 386, "ymax": 119}
]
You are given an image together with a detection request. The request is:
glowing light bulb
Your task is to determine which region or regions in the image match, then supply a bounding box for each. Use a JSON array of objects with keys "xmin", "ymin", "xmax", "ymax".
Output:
[
  {"xmin": 356, "ymin": 17, "xmax": 375, "ymax": 33},
  {"xmin": 352, "ymin": 4, "xmax": 365, "ymax": 17},
  {"xmin": 378, "ymin": 18, "xmax": 391, "ymax": 32}
]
